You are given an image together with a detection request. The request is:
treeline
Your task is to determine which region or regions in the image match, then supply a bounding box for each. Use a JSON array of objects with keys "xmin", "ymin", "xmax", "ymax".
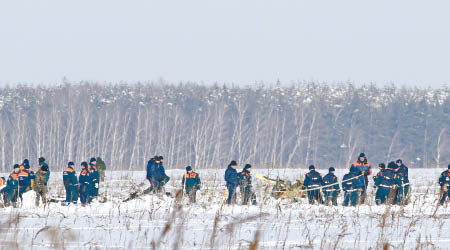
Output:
[{"xmin": 0, "ymin": 82, "xmax": 448, "ymax": 171}]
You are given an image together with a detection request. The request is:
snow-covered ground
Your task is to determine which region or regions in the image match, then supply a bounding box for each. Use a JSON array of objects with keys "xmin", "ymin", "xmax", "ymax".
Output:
[{"xmin": 1, "ymin": 168, "xmax": 450, "ymax": 249}]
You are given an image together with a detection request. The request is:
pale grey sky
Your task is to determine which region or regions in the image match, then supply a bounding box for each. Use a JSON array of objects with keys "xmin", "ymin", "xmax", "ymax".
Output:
[{"xmin": 1, "ymin": 0, "xmax": 449, "ymax": 87}]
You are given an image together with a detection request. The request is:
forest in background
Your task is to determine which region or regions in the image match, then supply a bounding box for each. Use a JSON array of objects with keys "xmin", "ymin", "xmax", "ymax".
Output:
[{"xmin": 0, "ymin": 82, "xmax": 448, "ymax": 172}]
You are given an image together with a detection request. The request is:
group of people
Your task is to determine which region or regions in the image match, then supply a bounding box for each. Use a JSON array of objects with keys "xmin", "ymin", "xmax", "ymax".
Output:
[
  {"xmin": 63, "ymin": 157, "xmax": 105, "ymax": 206},
  {"xmin": 0, "ymin": 157, "xmax": 106, "ymax": 207},
  {"xmin": 303, "ymin": 153, "xmax": 411, "ymax": 206},
  {"xmin": 224, "ymin": 161, "xmax": 256, "ymax": 205},
  {"xmin": 0, "ymin": 158, "xmax": 50, "ymax": 207}
]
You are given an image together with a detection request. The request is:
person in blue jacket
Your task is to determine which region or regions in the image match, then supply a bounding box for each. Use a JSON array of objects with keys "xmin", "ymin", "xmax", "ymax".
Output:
[
  {"xmin": 438, "ymin": 164, "xmax": 450, "ymax": 205},
  {"xmin": 224, "ymin": 160, "xmax": 238, "ymax": 204},
  {"xmin": 23, "ymin": 159, "xmax": 35, "ymax": 191},
  {"xmin": 303, "ymin": 165, "xmax": 324, "ymax": 204},
  {"xmin": 373, "ymin": 163, "xmax": 394, "ymax": 205},
  {"xmin": 63, "ymin": 162, "xmax": 78, "ymax": 205},
  {"xmin": 351, "ymin": 153, "xmax": 372, "ymax": 204},
  {"xmin": 89, "ymin": 157, "xmax": 99, "ymax": 199},
  {"xmin": 238, "ymin": 164, "xmax": 256, "ymax": 205},
  {"xmin": 342, "ymin": 166, "xmax": 362, "ymax": 206},
  {"xmin": 146, "ymin": 157, "xmax": 156, "ymax": 190},
  {"xmin": 322, "ymin": 167, "xmax": 340, "ymax": 206},
  {"xmin": 393, "ymin": 159, "xmax": 409, "ymax": 204},
  {"xmin": 4, "ymin": 165, "xmax": 20, "ymax": 207},
  {"xmin": 79, "ymin": 162, "xmax": 92, "ymax": 206}
]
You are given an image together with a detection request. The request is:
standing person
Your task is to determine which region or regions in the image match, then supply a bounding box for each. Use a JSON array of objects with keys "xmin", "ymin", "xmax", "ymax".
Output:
[
  {"xmin": 224, "ymin": 160, "xmax": 238, "ymax": 205},
  {"xmin": 23, "ymin": 159, "xmax": 35, "ymax": 191},
  {"xmin": 351, "ymin": 153, "xmax": 372, "ymax": 204},
  {"xmin": 342, "ymin": 166, "xmax": 362, "ymax": 206},
  {"xmin": 303, "ymin": 165, "xmax": 323, "ymax": 205},
  {"xmin": 89, "ymin": 158, "xmax": 99, "ymax": 199},
  {"xmin": 17, "ymin": 163, "xmax": 30, "ymax": 200},
  {"xmin": 4, "ymin": 165, "xmax": 20, "ymax": 207},
  {"xmin": 158, "ymin": 156, "xmax": 170, "ymax": 188},
  {"xmin": 96, "ymin": 157, "xmax": 107, "ymax": 182},
  {"xmin": 34, "ymin": 163, "xmax": 49, "ymax": 207},
  {"xmin": 322, "ymin": 167, "xmax": 340, "ymax": 206},
  {"xmin": 63, "ymin": 162, "xmax": 78, "ymax": 205},
  {"xmin": 146, "ymin": 157, "xmax": 156, "ymax": 192},
  {"xmin": 181, "ymin": 166, "xmax": 201, "ymax": 203},
  {"xmin": 149, "ymin": 156, "xmax": 167, "ymax": 195},
  {"xmin": 438, "ymin": 164, "xmax": 450, "ymax": 205},
  {"xmin": 373, "ymin": 163, "xmax": 394, "ymax": 205},
  {"xmin": 79, "ymin": 162, "xmax": 92, "ymax": 206},
  {"xmin": 395, "ymin": 159, "xmax": 409, "ymax": 204},
  {"xmin": 238, "ymin": 164, "xmax": 257, "ymax": 205}
]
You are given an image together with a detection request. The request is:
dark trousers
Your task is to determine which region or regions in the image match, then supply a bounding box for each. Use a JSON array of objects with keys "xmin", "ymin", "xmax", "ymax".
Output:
[
  {"xmin": 375, "ymin": 187, "xmax": 390, "ymax": 205},
  {"xmin": 323, "ymin": 191, "xmax": 338, "ymax": 205},
  {"xmin": 307, "ymin": 190, "xmax": 322, "ymax": 204},
  {"xmin": 79, "ymin": 184, "xmax": 90, "ymax": 205},
  {"xmin": 440, "ymin": 187, "xmax": 449, "ymax": 205},
  {"xmin": 344, "ymin": 191, "xmax": 358, "ymax": 206},
  {"xmin": 227, "ymin": 184, "xmax": 237, "ymax": 204},
  {"xmin": 65, "ymin": 185, "xmax": 78, "ymax": 203}
]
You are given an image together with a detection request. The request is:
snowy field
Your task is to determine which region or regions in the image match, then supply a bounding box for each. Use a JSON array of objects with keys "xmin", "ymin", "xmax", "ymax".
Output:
[{"xmin": 1, "ymin": 168, "xmax": 450, "ymax": 250}]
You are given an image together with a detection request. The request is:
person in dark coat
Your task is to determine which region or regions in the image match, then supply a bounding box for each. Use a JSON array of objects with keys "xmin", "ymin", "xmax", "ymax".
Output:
[
  {"xmin": 303, "ymin": 165, "xmax": 324, "ymax": 204},
  {"xmin": 351, "ymin": 153, "xmax": 372, "ymax": 204},
  {"xmin": 4, "ymin": 165, "xmax": 20, "ymax": 207},
  {"xmin": 342, "ymin": 166, "xmax": 362, "ymax": 206},
  {"xmin": 374, "ymin": 163, "xmax": 394, "ymax": 205},
  {"xmin": 23, "ymin": 159, "xmax": 35, "ymax": 191},
  {"xmin": 79, "ymin": 162, "xmax": 92, "ymax": 206},
  {"xmin": 63, "ymin": 162, "xmax": 78, "ymax": 205},
  {"xmin": 181, "ymin": 166, "xmax": 201, "ymax": 203},
  {"xmin": 322, "ymin": 167, "xmax": 340, "ymax": 205},
  {"xmin": 438, "ymin": 164, "xmax": 450, "ymax": 205},
  {"xmin": 393, "ymin": 159, "xmax": 409, "ymax": 204},
  {"xmin": 38, "ymin": 157, "xmax": 50, "ymax": 182},
  {"xmin": 238, "ymin": 164, "xmax": 256, "ymax": 205},
  {"xmin": 224, "ymin": 160, "xmax": 238, "ymax": 204},
  {"xmin": 88, "ymin": 158, "xmax": 100, "ymax": 200}
]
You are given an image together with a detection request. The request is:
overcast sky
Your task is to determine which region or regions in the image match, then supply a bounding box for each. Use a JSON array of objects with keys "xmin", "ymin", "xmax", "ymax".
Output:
[{"xmin": 0, "ymin": 0, "xmax": 449, "ymax": 87}]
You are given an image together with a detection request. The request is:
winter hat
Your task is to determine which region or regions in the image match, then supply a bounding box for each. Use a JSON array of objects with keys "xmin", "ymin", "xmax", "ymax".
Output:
[
  {"xmin": 379, "ymin": 163, "xmax": 386, "ymax": 169},
  {"xmin": 244, "ymin": 164, "xmax": 252, "ymax": 170},
  {"xmin": 329, "ymin": 167, "xmax": 335, "ymax": 172},
  {"xmin": 359, "ymin": 153, "xmax": 365, "ymax": 158},
  {"xmin": 90, "ymin": 157, "xmax": 97, "ymax": 163},
  {"xmin": 81, "ymin": 162, "xmax": 88, "ymax": 168},
  {"xmin": 25, "ymin": 164, "xmax": 30, "ymax": 169},
  {"xmin": 186, "ymin": 166, "xmax": 192, "ymax": 172},
  {"xmin": 396, "ymin": 159, "xmax": 402, "ymax": 164},
  {"xmin": 23, "ymin": 159, "xmax": 29, "ymax": 165},
  {"xmin": 309, "ymin": 165, "xmax": 315, "ymax": 170},
  {"xmin": 387, "ymin": 161, "xmax": 396, "ymax": 170},
  {"xmin": 38, "ymin": 157, "xmax": 45, "ymax": 163},
  {"xmin": 41, "ymin": 165, "xmax": 49, "ymax": 172},
  {"xmin": 159, "ymin": 156, "xmax": 164, "ymax": 160},
  {"xmin": 230, "ymin": 160, "xmax": 237, "ymax": 166},
  {"xmin": 68, "ymin": 162, "xmax": 75, "ymax": 167},
  {"xmin": 13, "ymin": 164, "xmax": 20, "ymax": 169}
]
